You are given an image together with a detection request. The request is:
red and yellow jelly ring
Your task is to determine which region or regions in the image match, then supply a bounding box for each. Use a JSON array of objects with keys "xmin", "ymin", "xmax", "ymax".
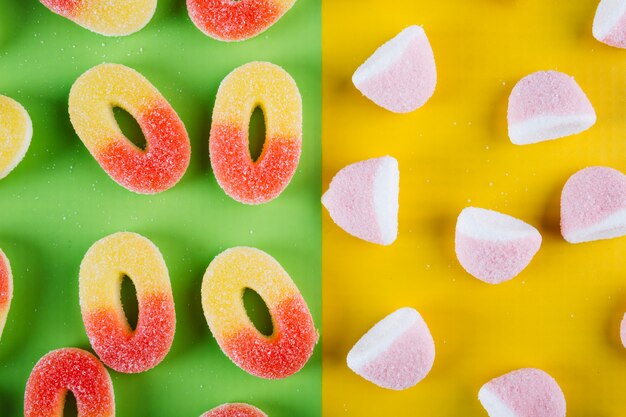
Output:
[
  {"xmin": 201, "ymin": 403, "xmax": 268, "ymax": 417},
  {"xmin": 69, "ymin": 64, "xmax": 191, "ymax": 194},
  {"xmin": 39, "ymin": 0, "xmax": 157, "ymax": 36},
  {"xmin": 202, "ymin": 247, "xmax": 317, "ymax": 379},
  {"xmin": 24, "ymin": 348, "xmax": 115, "ymax": 417},
  {"xmin": 187, "ymin": 0, "xmax": 297, "ymax": 42},
  {"xmin": 79, "ymin": 232, "xmax": 176, "ymax": 374},
  {"xmin": 210, "ymin": 62, "xmax": 302, "ymax": 204},
  {"xmin": 0, "ymin": 95, "xmax": 32, "ymax": 180},
  {"xmin": 0, "ymin": 249, "xmax": 13, "ymax": 341}
]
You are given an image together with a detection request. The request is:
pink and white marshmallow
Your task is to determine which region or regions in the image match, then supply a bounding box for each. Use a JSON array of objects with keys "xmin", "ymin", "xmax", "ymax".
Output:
[
  {"xmin": 621, "ymin": 313, "xmax": 626, "ymax": 349},
  {"xmin": 455, "ymin": 208, "xmax": 542, "ymax": 284},
  {"xmin": 478, "ymin": 368, "xmax": 566, "ymax": 417},
  {"xmin": 561, "ymin": 167, "xmax": 626, "ymax": 243},
  {"xmin": 347, "ymin": 307, "xmax": 435, "ymax": 390},
  {"xmin": 593, "ymin": 0, "xmax": 626, "ymax": 49},
  {"xmin": 352, "ymin": 25, "xmax": 437, "ymax": 113},
  {"xmin": 508, "ymin": 71, "xmax": 596, "ymax": 145},
  {"xmin": 322, "ymin": 156, "xmax": 399, "ymax": 245}
]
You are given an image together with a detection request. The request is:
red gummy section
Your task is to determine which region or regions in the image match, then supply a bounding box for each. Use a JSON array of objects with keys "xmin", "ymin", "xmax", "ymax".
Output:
[
  {"xmin": 98, "ymin": 100, "xmax": 190, "ymax": 194},
  {"xmin": 39, "ymin": 0, "xmax": 81, "ymax": 17},
  {"xmin": 0, "ymin": 256, "xmax": 9, "ymax": 307},
  {"xmin": 84, "ymin": 292, "xmax": 176, "ymax": 373},
  {"xmin": 24, "ymin": 348, "xmax": 113, "ymax": 417},
  {"xmin": 223, "ymin": 295, "xmax": 317, "ymax": 379},
  {"xmin": 202, "ymin": 403, "xmax": 267, "ymax": 417},
  {"xmin": 210, "ymin": 124, "xmax": 301, "ymax": 204},
  {"xmin": 187, "ymin": 0, "xmax": 283, "ymax": 41}
]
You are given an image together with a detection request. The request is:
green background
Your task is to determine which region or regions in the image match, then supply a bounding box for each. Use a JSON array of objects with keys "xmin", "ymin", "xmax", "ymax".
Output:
[{"xmin": 0, "ymin": 0, "xmax": 321, "ymax": 415}]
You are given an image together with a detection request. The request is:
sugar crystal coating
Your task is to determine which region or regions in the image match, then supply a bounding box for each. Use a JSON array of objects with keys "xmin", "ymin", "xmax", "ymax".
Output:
[
  {"xmin": 187, "ymin": 0, "xmax": 297, "ymax": 41},
  {"xmin": 210, "ymin": 62, "xmax": 302, "ymax": 204},
  {"xmin": 79, "ymin": 232, "xmax": 176, "ymax": 373},
  {"xmin": 202, "ymin": 247, "xmax": 318, "ymax": 379},
  {"xmin": 69, "ymin": 63, "xmax": 191, "ymax": 194},
  {"xmin": 0, "ymin": 95, "xmax": 32, "ymax": 180},
  {"xmin": 39, "ymin": 0, "xmax": 157, "ymax": 36},
  {"xmin": 593, "ymin": 0, "xmax": 626, "ymax": 48},
  {"xmin": 621, "ymin": 313, "xmax": 626, "ymax": 349},
  {"xmin": 24, "ymin": 348, "xmax": 115, "ymax": 417},
  {"xmin": 201, "ymin": 403, "xmax": 268, "ymax": 417},
  {"xmin": 0, "ymin": 249, "xmax": 13, "ymax": 341}
]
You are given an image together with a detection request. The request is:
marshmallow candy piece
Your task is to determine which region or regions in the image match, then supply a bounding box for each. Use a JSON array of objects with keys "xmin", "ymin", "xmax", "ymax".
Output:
[
  {"xmin": 479, "ymin": 368, "xmax": 566, "ymax": 417},
  {"xmin": 561, "ymin": 167, "xmax": 626, "ymax": 243},
  {"xmin": 508, "ymin": 71, "xmax": 596, "ymax": 145},
  {"xmin": 347, "ymin": 307, "xmax": 435, "ymax": 390},
  {"xmin": 352, "ymin": 26, "xmax": 437, "ymax": 113},
  {"xmin": 621, "ymin": 313, "xmax": 626, "ymax": 349},
  {"xmin": 593, "ymin": 0, "xmax": 626, "ymax": 48},
  {"xmin": 322, "ymin": 156, "xmax": 399, "ymax": 245},
  {"xmin": 455, "ymin": 208, "xmax": 542, "ymax": 284}
]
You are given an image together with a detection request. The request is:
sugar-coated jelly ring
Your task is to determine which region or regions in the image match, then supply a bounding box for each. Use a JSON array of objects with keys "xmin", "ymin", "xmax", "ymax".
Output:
[
  {"xmin": 39, "ymin": 0, "xmax": 157, "ymax": 36},
  {"xmin": 201, "ymin": 403, "xmax": 268, "ymax": 417},
  {"xmin": 202, "ymin": 247, "xmax": 317, "ymax": 379},
  {"xmin": 69, "ymin": 64, "xmax": 191, "ymax": 194},
  {"xmin": 187, "ymin": 0, "xmax": 297, "ymax": 42},
  {"xmin": 210, "ymin": 62, "xmax": 302, "ymax": 204},
  {"xmin": 79, "ymin": 232, "xmax": 176, "ymax": 374},
  {"xmin": 24, "ymin": 348, "xmax": 115, "ymax": 417},
  {"xmin": 0, "ymin": 249, "xmax": 13, "ymax": 341},
  {"xmin": 0, "ymin": 95, "xmax": 32, "ymax": 180}
]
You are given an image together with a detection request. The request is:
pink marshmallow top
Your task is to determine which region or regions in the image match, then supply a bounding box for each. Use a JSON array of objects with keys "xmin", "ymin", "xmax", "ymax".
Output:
[
  {"xmin": 561, "ymin": 166, "xmax": 626, "ymax": 233},
  {"xmin": 508, "ymin": 71, "xmax": 595, "ymax": 124},
  {"xmin": 621, "ymin": 313, "xmax": 626, "ymax": 349},
  {"xmin": 603, "ymin": 12, "xmax": 626, "ymax": 48}
]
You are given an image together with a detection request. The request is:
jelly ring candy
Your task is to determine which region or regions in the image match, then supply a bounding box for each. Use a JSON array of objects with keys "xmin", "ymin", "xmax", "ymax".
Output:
[
  {"xmin": 79, "ymin": 232, "xmax": 176, "ymax": 373},
  {"xmin": 201, "ymin": 403, "xmax": 268, "ymax": 417},
  {"xmin": 0, "ymin": 95, "xmax": 32, "ymax": 180},
  {"xmin": 0, "ymin": 249, "xmax": 13, "ymax": 341},
  {"xmin": 39, "ymin": 0, "xmax": 157, "ymax": 36},
  {"xmin": 69, "ymin": 63, "xmax": 191, "ymax": 194},
  {"xmin": 202, "ymin": 247, "xmax": 317, "ymax": 379},
  {"xmin": 210, "ymin": 62, "xmax": 302, "ymax": 204},
  {"xmin": 24, "ymin": 348, "xmax": 115, "ymax": 417},
  {"xmin": 187, "ymin": 0, "xmax": 297, "ymax": 42}
]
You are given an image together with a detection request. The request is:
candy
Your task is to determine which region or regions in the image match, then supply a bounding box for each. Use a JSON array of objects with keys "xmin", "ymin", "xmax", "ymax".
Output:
[
  {"xmin": 69, "ymin": 63, "xmax": 191, "ymax": 194},
  {"xmin": 0, "ymin": 95, "xmax": 32, "ymax": 179},
  {"xmin": 210, "ymin": 62, "xmax": 302, "ymax": 204},
  {"xmin": 560, "ymin": 166, "xmax": 626, "ymax": 243},
  {"xmin": 621, "ymin": 313, "xmax": 626, "ymax": 349},
  {"xmin": 39, "ymin": 0, "xmax": 156, "ymax": 36},
  {"xmin": 352, "ymin": 25, "xmax": 437, "ymax": 113},
  {"xmin": 202, "ymin": 247, "xmax": 317, "ymax": 379},
  {"xmin": 347, "ymin": 307, "xmax": 435, "ymax": 390},
  {"xmin": 478, "ymin": 368, "xmax": 566, "ymax": 417},
  {"xmin": 0, "ymin": 249, "xmax": 13, "ymax": 341},
  {"xmin": 508, "ymin": 71, "xmax": 596, "ymax": 145},
  {"xmin": 455, "ymin": 207, "xmax": 542, "ymax": 284},
  {"xmin": 187, "ymin": 0, "xmax": 297, "ymax": 42},
  {"xmin": 24, "ymin": 348, "xmax": 115, "ymax": 417},
  {"xmin": 322, "ymin": 156, "xmax": 399, "ymax": 245},
  {"xmin": 201, "ymin": 403, "xmax": 268, "ymax": 417},
  {"xmin": 79, "ymin": 232, "xmax": 176, "ymax": 373},
  {"xmin": 593, "ymin": 0, "xmax": 626, "ymax": 48}
]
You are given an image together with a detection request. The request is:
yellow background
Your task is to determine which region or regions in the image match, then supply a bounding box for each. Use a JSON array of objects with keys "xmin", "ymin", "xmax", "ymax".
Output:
[{"xmin": 322, "ymin": 1, "xmax": 626, "ymax": 416}]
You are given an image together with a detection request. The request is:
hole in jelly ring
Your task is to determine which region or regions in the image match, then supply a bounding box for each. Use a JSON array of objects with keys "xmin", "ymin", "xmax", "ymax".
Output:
[
  {"xmin": 0, "ymin": 249, "xmax": 13, "ymax": 341},
  {"xmin": 210, "ymin": 62, "xmax": 302, "ymax": 205},
  {"xmin": 79, "ymin": 232, "xmax": 176, "ymax": 374},
  {"xmin": 186, "ymin": 0, "xmax": 297, "ymax": 42},
  {"xmin": 202, "ymin": 247, "xmax": 318, "ymax": 379},
  {"xmin": 24, "ymin": 348, "xmax": 115, "ymax": 417},
  {"xmin": 39, "ymin": 0, "xmax": 157, "ymax": 36},
  {"xmin": 0, "ymin": 95, "xmax": 32, "ymax": 180},
  {"xmin": 69, "ymin": 63, "xmax": 191, "ymax": 195},
  {"xmin": 201, "ymin": 403, "xmax": 268, "ymax": 417}
]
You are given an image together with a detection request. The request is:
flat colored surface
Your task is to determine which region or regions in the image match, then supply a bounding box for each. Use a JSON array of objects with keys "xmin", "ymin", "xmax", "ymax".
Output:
[
  {"xmin": 0, "ymin": 1, "xmax": 321, "ymax": 416},
  {"xmin": 322, "ymin": 1, "xmax": 626, "ymax": 416}
]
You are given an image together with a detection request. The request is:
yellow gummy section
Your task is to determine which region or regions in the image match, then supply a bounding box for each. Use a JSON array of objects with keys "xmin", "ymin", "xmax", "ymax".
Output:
[
  {"xmin": 0, "ymin": 249, "xmax": 12, "ymax": 340},
  {"xmin": 212, "ymin": 62, "xmax": 302, "ymax": 140},
  {"xmin": 69, "ymin": 63, "xmax": 162, "ymax": 154},
  {"xmin": 0, "ymin": 95, "xmax": 32, "ymax": 179},
  {"xmin": 79, "ymin": 232, "xmax": 172, "ymax": 314},
  {"xmin": 77, "ymin": 0, "xmax": 156, "ymax": 36},
  {"xmin": 322, "ymin": 0, "xmax": 626, "ymax": 416},
  {"xmin": 202, "ymin": 247, "xmax": 299, "ymax": 339}
]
